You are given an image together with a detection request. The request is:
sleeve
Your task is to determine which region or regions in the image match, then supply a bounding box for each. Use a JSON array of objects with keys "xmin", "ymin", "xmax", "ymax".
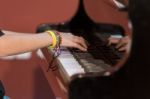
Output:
[{"xmin": 0, "ymin": 30, "xmax": 4, "ymax": 37}]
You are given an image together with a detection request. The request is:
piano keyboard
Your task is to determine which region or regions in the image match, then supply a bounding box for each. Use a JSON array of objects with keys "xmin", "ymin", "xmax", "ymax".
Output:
[
  {"xmin": 49, "ymin": 48, "xmax": 110, "ymax": 82},
  {"xmin": 57, "ymin": 47, "xmax": 85, "ymax": 77},
  {"xmin": 44, "ymin": 33, "xmax": 124, "ymax": 82}
]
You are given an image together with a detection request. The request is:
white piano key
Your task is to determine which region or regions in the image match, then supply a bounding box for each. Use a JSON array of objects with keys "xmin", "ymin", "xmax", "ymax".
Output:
[
  {"xmin": 65, "ymin": 68, "xmax": 85, "ymax": 77},
  {"xmin": 48, "ymin": 47, "xmax": 85, "ymax": 77},
  {"xmin": 59, "ymin": 59, "xmax": 83, "ymax": 69},
  {"xmin": 57, "ymin": 49, "xmax": 85, "ymax": 76}
]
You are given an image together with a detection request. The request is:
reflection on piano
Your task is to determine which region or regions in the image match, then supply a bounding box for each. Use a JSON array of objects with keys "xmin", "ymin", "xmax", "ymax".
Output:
[{"xmin": 112, "ymin": 0, "xmax": 128, "ymax": 11}]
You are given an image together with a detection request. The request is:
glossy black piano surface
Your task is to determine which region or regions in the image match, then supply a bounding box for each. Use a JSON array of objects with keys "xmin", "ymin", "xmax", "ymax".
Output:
[{"xmin": 37, "ymin": 0, "xmax": 126, "ymax": 76}]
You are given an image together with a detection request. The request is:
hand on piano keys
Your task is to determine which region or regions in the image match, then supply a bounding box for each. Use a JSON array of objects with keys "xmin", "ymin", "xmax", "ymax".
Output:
[
  {"xmin": 59, "ymin": 33, "xmax": 87, "ymax": 51},
  {"xmin": 108, "ymin": 35, "xmax": 131, "ymax": 53}
]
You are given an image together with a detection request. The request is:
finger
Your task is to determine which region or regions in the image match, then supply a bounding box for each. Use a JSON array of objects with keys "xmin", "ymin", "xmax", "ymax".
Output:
[
  {"xmin": 108, "ymin": 37, "xmax": 120, "ymax": 45},
  {"xmin": 78, "ymin": 37, "xmax": 88, "ymax": 49},
  {"xmin": 73, "ymin": 43, "xmax": 87, "ymax": 51},
  {"xmin": 116, "ymin": 38, "xmax": 127, "ymax": 49},
  {"xmin": 116, "ymin": 42, "xmax": 124, "ymax": 49},
  {"xmin": 118, "ymin": 46, "xmax": 127, "ymax": 51},
  {"xmin": 73, "ymin": 36, "xmax": 88, "ymax": 49}
]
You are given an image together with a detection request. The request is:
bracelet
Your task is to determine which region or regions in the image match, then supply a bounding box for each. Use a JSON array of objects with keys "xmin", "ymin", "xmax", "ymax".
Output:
[
  {"xmin": 46, "ymin": 30, "xmax": 62, "ymax": 72},
  {"xmin": 46, "ymin": 30, "xmax": 57, "ymax": 48},
  {"xmin": 55, "ymin": 31, "xmax": 62, "ymax": 46}
]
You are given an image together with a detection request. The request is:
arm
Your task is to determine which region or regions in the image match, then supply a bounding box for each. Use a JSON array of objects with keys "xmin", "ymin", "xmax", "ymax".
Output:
[{"xmin": 0, "ymin": 30, "xmax": 87, "ymax": 57}]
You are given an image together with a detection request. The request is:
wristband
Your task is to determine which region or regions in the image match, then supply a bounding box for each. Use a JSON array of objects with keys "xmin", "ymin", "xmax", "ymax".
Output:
[{"xmin": 46, "ymin": 30, "xmax": 57, "ymax": 48}]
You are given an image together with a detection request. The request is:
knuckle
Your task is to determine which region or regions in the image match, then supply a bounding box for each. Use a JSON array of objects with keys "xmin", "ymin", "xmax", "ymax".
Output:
[
  {"xmin": 73, "ymin": 36, "xmax": 78, "ymax": 42},
  {"xmin": 73, "ymin": 43, "xmax": 78, "ymax": 47}
]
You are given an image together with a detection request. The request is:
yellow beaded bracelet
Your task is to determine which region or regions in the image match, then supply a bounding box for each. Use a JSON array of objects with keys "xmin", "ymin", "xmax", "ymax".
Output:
[{"xmin": 46, "ymin": 30, "xmax": 57, "ymax": 48}]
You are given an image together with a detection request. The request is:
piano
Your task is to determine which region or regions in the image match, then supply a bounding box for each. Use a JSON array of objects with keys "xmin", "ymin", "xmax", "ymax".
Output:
[{"xmin": 36, "ymin": 0, "xmax": 130, "ymax": 99}]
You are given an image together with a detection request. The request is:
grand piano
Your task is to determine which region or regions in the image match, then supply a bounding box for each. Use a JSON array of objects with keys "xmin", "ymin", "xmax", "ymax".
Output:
[{"xmin": 36, "ymin": 0, "xmax": 130, "ymax": 99}]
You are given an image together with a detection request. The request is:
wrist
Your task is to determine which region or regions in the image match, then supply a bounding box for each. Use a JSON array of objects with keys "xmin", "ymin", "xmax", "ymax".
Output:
[
  {"xmin": 44, "ymin": 32, "xmax": 53, "ymax": 46},
  {"xmin": 46, "ymin": 30, "xmax": 61, "ymax": 49}
]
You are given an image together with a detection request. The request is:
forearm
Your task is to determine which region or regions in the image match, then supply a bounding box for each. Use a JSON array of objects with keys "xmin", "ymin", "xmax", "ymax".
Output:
[
  {"xmin": 0, "ymin": 29, "xmax": 87, "ymax": 57},
  {"xmin": 0, "ymin": 31, "xmax": 51, "ymax": 56}
]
